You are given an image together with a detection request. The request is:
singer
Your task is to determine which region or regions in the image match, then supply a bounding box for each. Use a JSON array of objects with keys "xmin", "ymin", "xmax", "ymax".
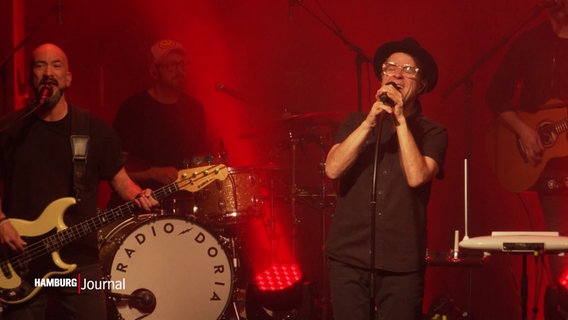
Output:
[
  {"xmin": 325, "ymin": 37, "xmax": 448, "ymax": 320},
  {"xmin": 0, "ymin": 43, "xmax": 158, "ymax": 320}
]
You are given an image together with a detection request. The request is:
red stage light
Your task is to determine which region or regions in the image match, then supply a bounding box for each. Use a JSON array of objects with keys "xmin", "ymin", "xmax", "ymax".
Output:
[
  {"xmin": 254, "ymin": 263, "xmax": 303, "ymax": 292},
  {"xmin": 559, "ymin": 270, "xmax": 568, "ymax": 290}
]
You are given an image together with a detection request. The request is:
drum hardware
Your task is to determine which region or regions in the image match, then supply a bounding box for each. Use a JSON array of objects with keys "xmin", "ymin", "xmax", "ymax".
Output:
[
  {"xmin": 237, "ymin": 110, "xmax": 340, "ymax": 318},
  {"xmin": 237, "ymin": 110, "xmax": 341, "ymax": 140},
  {"xmin": 106, "ymin": 288, "xmax": 157, "ymax": 314},
  {"xmin": 218, "ymin": 235, "xmax": 241, "ymax": 272},
  {"xmin": 308, "ymin": 155, "xmax": 336, "ymax": 320}
]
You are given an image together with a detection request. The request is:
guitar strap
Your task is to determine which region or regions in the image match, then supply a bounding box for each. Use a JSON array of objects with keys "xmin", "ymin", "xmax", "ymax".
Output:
[{"xmin": 70, "ymin": 107, "xmax": 90, "ymax": 202}]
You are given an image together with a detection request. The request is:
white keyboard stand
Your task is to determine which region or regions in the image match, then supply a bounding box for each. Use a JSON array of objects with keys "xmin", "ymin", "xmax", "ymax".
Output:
[{"xmin": 459, "ymin": 231, "xmax": 568, "ymax": 320}]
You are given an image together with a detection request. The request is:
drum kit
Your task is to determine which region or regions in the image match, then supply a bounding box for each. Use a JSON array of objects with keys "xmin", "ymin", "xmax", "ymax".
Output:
[{"xmin": 98, "ymin": 110, "xmax": 341, "ymax": 320}]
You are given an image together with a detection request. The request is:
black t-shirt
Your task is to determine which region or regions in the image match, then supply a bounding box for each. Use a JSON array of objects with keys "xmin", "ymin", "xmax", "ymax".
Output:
[
  {"xmin": 486, "ymin": 21, "xmax": 568, "ymax": 114},
  {"xmin": 0, "ymin": 106, "xmax": 124, "ymax": 266},
  {"xmin": 325, "ymin": 108, "xmax": 447, "ymax": 272},
  {"xmin": 113, "ymin": 90, "xmax": 207, "ymax": 172}
]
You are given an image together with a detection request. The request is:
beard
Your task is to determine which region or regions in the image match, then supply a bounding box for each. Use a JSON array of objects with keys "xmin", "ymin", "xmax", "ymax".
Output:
[{"xmin": 166, "ymin": 76, "xmax": 187, "ymax": 92}]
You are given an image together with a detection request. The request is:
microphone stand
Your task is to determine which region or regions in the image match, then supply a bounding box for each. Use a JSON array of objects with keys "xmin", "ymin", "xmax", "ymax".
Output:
[
  {"xmin": 294, "ymin": 0, "xmax": 372, "ymax": 112},
  {"xmin": 369, "ymin": 112, "xmax": 388, "ymax": 320},
  {"xmin": 0, "ymin": 98, "xmax": 42, "ymax": 133},
  {"xmin": 1, "ymin": 4, "xmax": 60, "ymax": 115},
  {"xmin": 443, "ymin": 3, "xmax": 549, "ymax": 319}
]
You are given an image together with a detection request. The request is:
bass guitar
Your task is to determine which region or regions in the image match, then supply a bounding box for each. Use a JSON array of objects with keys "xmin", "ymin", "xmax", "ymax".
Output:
[{"xmin": 0, "ymin": 164, "xmax": 228, "ymax": 304}]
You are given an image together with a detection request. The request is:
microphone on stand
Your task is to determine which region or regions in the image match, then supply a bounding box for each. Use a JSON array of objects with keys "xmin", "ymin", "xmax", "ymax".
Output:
[
  {"xmin": 215, "ymin": 82, "xmax": 250, "ymax": 103},
  {"xmin": 35, "ymin": 85, "xmax": 53, "ymax": 107},
  {"xmin": 130, "ymin": 288, "xmax": 157, "ymax": 314},
  {"xmin": 57, "ymin": 0, "xmax": 63, "ymax": 25},
  {"xmin": 219, "ymin": 138, "xmax": 228, "ymax": 164},
  {"xmin": 289, "ymin": 0, "xmax": 296, "ymax": 20}
]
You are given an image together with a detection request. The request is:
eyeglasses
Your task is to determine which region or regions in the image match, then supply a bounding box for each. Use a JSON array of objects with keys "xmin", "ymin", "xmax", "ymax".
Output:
[
  {"xmin": 382, "ymin": 62, "xmax": 420, "ymax": 79},
  {"xmin": 157, "ymin": 61, "xmax": 190, "ymax": 71}
]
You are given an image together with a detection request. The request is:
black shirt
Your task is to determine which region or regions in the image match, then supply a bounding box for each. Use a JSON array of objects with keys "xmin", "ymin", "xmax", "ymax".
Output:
[
  {"xmin": 113, "ymin": 90, "xmax": 207, "ymax": 172},
  {"xmin": 325, "ymin": 108, "xmax": 447, "ymax": 272},
  {"xmin": 486, "ymin": 21, "xmax": 568, "ymax": 114},
  {"xmin": 0, "ymin": 105, "xmax": 124, "ymax": 266}
]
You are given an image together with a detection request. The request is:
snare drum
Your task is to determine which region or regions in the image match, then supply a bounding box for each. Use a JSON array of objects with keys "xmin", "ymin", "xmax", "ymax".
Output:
[
  {"xmin": 195, "ymin": 166, "xmax": 263, "ymax": 225},
  {"xmin": 99, "ymin": 215, "xmax": 234, "ymax": 320}
]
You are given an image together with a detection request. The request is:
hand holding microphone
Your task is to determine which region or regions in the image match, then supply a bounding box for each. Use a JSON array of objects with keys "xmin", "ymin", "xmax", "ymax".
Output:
[
  {"xmin": 375, "ymin": 82, "xmax": 400, "ymax": 126},
  {"xmin": 378, "ymin": 82, "xmax": 398, "ymax": 107}
]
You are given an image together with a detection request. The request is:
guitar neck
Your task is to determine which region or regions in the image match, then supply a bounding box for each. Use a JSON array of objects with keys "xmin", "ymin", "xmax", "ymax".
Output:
[
  {"xmin": 27, "ymin": 164, "xmax": 226, "ymax": 256},
  {"xmin": 45, "ymin": 164, "xmax": 226, "ymax": 250},
  {"xmin": 53, "ymin": 183, "xmax": 180, "ymax": 248},
  {"xmin": 550, "ymin": 118, "xmax": 568, "ymax": 135}
]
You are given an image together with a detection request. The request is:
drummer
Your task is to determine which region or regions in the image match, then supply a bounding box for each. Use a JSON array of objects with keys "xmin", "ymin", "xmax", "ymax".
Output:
[{"xmin": 109, "ymin": 38, "xmax": 208, "ymax": 207}]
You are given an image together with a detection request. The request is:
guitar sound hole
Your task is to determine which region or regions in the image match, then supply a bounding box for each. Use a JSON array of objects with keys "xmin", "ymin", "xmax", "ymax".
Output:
[{"xmin": 538, "ymin": 123, "xmax": 557, "ymax": 148}]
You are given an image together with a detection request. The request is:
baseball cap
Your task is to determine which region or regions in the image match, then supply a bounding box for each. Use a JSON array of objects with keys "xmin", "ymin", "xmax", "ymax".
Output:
[{"xmin": 149, "ymin": 39, "xmax": 188, "ymax": 64}]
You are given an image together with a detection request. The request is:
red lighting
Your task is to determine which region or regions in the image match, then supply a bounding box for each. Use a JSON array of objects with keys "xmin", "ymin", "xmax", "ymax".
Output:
[
  {"xmin": 559, "ymin": 270, "xmax": 568, "ymax": 290},
  {"xmin": 254, "ymin": 263, "xmax": 303, "ymax": 292}
]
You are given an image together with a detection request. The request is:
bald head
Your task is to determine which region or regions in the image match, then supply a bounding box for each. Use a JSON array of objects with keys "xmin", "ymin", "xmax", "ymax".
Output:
[{"xmin": 29, "ymin": 43, "xmax": 72, "ymax": 106}]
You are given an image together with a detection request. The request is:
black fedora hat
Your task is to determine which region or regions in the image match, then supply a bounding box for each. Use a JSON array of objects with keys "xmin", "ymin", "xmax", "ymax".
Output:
[{"xmin": 373, "ymin": 37, "xmax": 438, "ymax": 92}]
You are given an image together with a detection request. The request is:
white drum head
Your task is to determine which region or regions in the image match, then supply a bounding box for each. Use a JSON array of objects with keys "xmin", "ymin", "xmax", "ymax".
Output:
[{"xmin": 104, "ymin": 215, "xmax": 233, "ymax": 319}]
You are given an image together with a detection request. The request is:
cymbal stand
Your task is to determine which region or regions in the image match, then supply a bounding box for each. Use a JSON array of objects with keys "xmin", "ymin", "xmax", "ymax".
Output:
[
  {"xmin": 294, "ymin": 136, "xmax": 335, "ymax": 319},
  {"xmin": 316, "ymin": 137, "xmax": 334, "ymax": 320},
  {"xmin": 268, "ymin": 173, "xmax": 278, "ymax": 262},
  {"xmin": 289, "ymin": 131, "xmax": 300, "ymax": 260}
]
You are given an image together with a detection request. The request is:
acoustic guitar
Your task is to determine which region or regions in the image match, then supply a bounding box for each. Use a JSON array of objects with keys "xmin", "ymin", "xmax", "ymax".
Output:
[{"xmin": 487, "ymin": 107, "xmax": 568, "ymax": 193}]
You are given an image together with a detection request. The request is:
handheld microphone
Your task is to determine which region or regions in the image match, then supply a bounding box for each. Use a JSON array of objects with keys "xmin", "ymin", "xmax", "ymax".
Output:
[
  {"xmin": 376, "ymin": 82, "xmax": 400, "ymax": 126},
  {"xmin": 378, "ymin": 82, "xmax": 397, "ymax": 107}
]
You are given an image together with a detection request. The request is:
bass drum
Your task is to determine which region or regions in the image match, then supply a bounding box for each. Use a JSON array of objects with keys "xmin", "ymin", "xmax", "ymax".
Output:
[{"xmin": 99, "ymin": 215, "xmax": 234, "ymax": 320}]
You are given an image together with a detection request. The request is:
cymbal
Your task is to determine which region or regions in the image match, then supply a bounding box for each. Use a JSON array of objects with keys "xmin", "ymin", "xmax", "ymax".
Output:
[
  {"xmin": 239, "ymin": 111, "xmax": 342, "ymax": 139},
  {"xmin": 278, "ymin": 111, "xmax": 342, "ymax": 124}
]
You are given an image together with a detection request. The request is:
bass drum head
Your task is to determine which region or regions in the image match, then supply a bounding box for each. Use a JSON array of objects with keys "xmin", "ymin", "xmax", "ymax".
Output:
[{"xmin": 100, "ymin": 215, "xmax": 234, "ymax": 320}]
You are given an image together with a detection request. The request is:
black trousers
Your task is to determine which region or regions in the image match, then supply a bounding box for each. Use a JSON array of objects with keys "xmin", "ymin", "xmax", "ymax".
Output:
[{"xmin": 328, "ymin": 258, "xmax": 424, "ymax": 320}]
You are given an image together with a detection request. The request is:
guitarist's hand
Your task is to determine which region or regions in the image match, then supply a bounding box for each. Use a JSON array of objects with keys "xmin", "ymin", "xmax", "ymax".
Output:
[
  {"xmin": 0, "ymin": 220, "xmax": 26, "ymax": 252},
  {"xmin": 134, "ymin": 188, "xmax": 159, "ymax": 212},
  {"xmin": 517, "ymin": 123, "xmax": 544, "ymax": 164}
]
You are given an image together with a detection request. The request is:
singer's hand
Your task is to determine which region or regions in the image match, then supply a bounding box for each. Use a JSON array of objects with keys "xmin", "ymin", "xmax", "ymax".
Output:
[
  {"xmin": 376, "ymin": 83, "xmax": 403, "ymax": 111},
  {"xmin": 364, "ymin": 83, "xmax": 403, "ymax": 127}
]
